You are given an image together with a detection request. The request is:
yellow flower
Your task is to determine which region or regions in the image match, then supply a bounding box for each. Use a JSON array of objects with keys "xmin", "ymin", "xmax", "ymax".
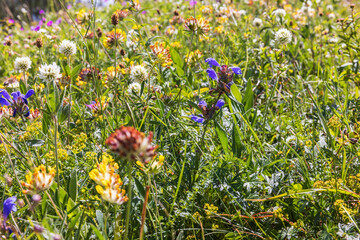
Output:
[
  {"xmin": 103, "ymin": 29, "xmax": 127, "ymax": 49},
  {"xmin": 150, "ymin": 41, "xmax": 173, "ymax": 68},
  {"xmin": 21, "ymin": 165, "xmax": 56, "ymax": 194},
  {"xmin": 90, "ymin": 158, "xmax": 127, "ymax": 205}
]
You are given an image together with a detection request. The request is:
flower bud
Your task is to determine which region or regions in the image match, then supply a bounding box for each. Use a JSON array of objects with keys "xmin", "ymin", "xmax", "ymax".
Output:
[
  {"xmin": 111, "ymin": 13, "xmax": 119, "ymax": 25},
  {"xmin": 35, "ymin": 37, "xmax": 43, "ymax": 48}
]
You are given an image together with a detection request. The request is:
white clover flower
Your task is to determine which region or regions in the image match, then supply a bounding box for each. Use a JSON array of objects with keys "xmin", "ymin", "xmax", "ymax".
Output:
[
  {"xmin": 38, "ymin": 62, "xmax": 62, "ymax": 82},
  {"xmin": 128, "ymin": 82, "xmax": 141, "ymax": 95},
  {"xmin": 326, "ymin": 5, "xmax": 334, "ymax": 11},
  {"xmin": 59, "ymin": 40, "xmax": 76, "ymax": 57},
  {"xmin": 14, "ymin": 56, "xmax": 31, "ymax": 72},
  {"xmin": 130, "ymin": 65, "xmax": 148, "ymax": 82},
  {"xmin": 235, "ymin": 10, "xmax": 247, "ymax": 18},
  {"xmin": 252, "ymin": 18, "xmax": 263, "ymax": 27},
  {"xmin": 20, "ymin": 8, "xmax": 27, "ymax": 14},
  {"xmin": 272, "ymin": 9, "xmax": 286, "ymax": 20},
  {"xmin": 328, "ymin": 13, "xmax": 335, "ymax": 20},
  {"xmin": 274, "ymin": 28, "xmax": 292, "ymax": 45},
  {"xmin": 126, "ymin": 29, "xmax": 139, "ymax": 49},
  {"xmin": 328, "ymin": 38, "xmax": 338, "ymax": 44}
]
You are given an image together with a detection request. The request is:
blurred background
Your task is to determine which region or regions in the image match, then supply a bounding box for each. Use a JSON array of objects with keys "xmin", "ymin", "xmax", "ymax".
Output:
[{"xmin": 0, "ymin": 0, "xmax": 115, "ymax": 19}]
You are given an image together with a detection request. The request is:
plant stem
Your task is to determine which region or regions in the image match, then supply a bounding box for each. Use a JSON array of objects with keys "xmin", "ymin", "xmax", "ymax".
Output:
[
  {"xmin": 140, "ymin": 184, "xmax": 150, "ymax": 240},
  {"xmin": 124, "ymin": 160, "xmax": 134, "ymax": 240},
  {"xmin": 54, "ymin": 114, "xmax": 60, "ymax": 191},
  {"xmin": 67, "ymin": 57, "xmax": 72, "ymax": 143}
]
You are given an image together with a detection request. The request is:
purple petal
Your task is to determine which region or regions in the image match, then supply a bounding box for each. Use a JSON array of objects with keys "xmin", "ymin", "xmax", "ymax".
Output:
[
  {"xmin": 205, "ymin": 58, "xmax": 220, "ymax": 68},
  {"xmin": 8, "ymin": 19, "xmax": 15, "ymax": 24},
  {"xmin": 25, "ymin": 89, "xmax": 35, "ymax": 99},
  {"xmin": 55, "ymin": 18, "xmax": 62, "ymax": 25},
  {"xmin": 206, "ymin": 68, "xmax": 218, "ymax": 80},
  {"xmin": 198, "ymin": 100, "xmax": 207, "ymax": 108},
  {"xmin": 0, "ymin": 98, "xmax": 11, "ymax": 106},
  {"xmin": 215, "ymin": 99, "xmax": 225, "ymax": 109},
  {"xmin": 47, "ymin": 21, "xmax": 53, "ymax": 27},
  {"xmin": 3, "ymin": 196, "xmax": 17, "ymax": 220},
  {"xmin": 190, "ymin": 115, "xmax": 205, "ymax": 124},
  {"xmin": 34, "ymin": 25, "xmax": 41, "ymax": 31},
  {"xmin": 0, "ymin": 89, "xmax": 12, "ymax": 102},
  {"xmin": 141, "ymin": 11, "xmax": 147, "ymax": 14},
  {"xmin": 190, "ymin": 0, "xmax": 197, "ymax": 6},
  {"xmin": 67, "ymin": 4, "xmax": 72, "ymax": 9},
  {"xmin": 39, "ymin": 9, "xmax": 45, "ymax": 15},
  {"xmin": 11, "ymin": 92, "xmax": 20, "ymax": 102},
  {"xmin": 230, "ymin": 67, "xmax": 242, "ymax": 75}
]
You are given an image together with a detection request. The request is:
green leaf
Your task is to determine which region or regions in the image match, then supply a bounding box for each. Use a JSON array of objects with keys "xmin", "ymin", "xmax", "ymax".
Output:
[
  {"xmin": 90, "ymin": 224, "xmax": 105, "ymax": 240},
  {"xmin": 71, "ymin": 64, "xmax": 83, "ymax": 80},
  {"xmin": 215, "ymin": 121, "xmax": 228, "ymax": 153},
  {"xmin": 230, "ymin": 84, "xmax": 242, "ymax": 103},
  {"xmin": 42, "ymin": 111, "xmax": 51, "ymax": 135},
  {"xmin": 69, "ymin": 170, "xmax": 78, "ymax": 202},
  {"xmin": 58, "ymin": 104, "xmax": 70, "ymax": 123},
  {"xmin": 25, "ymin": 139, "xmax": 45, "ymax": 147},
  {"xmin": 243, "ymin": 80, "xmax": 254, "ymax": 112},
  {"xmin": 96, "ymin": 210, "xmax": 104, "ymax": 231},
  {"xmin": 170, "ymin": 49, "xmax": 183, "ymax": 68}
]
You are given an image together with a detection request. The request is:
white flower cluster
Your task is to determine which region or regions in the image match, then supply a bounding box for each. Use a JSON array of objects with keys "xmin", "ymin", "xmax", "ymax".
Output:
[
  {"xmin": 38, "ymin": 62, "xmax": 62, "ymax": 82},
  {"xmin": 274, "ymin": 28, "xmax": 292, "ymax": 46},
  {"xmin": 130, "ymin": 65, "xmax": 148, "ymax": 83},
  {"xmin": 14, "ymin": 57, "xmax": 31, "ymax": 72},
  {"xmin": 59, "ymin": 40, "xmax": 77, "ymax": 57}
]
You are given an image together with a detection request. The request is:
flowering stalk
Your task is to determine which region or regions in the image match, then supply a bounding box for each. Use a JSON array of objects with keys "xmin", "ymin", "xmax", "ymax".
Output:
[
  {"xmin": 54, "ymin": 113, "xmax": 60, "ymax": 192},
  {"xmin": 67, "ymin": 57, "xmax": 72, "ymax": 142},
  {"xmin": 124, "ymin": 160, "xmax": 133, "ymax": 240},
  {"xmin": 139, "ymin": 184, "xmax": 150, "ymax": 240}
]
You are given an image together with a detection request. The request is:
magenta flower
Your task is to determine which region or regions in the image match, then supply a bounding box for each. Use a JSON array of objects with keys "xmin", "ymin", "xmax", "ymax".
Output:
[
  {"xmin": 8, "ymin": 19, "xmax": 15, "ymax": 24},
  {"xmin": 55, "ymin": 18, "xmax": 62, "ymax": 25},
  {"xmin": 190, "ymin": 0, "xmax": 197, "ymax": 6},
  {"xmin": 47, "ymin": 21, "xmax": 53, "ymax": 27},
  {"xmin": 39, "ymin": 9, "xmax": 45, "ymax": 14}
]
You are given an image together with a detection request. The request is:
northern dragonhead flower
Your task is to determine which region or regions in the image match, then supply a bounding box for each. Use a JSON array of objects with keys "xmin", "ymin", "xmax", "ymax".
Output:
[
  {"xmin": 21, "ymin": 165, "xmax": 55, "ymax": 194},
  {"xmin": 105, "ymin": 126, "xmax": 157, "ymax": 164},
  {"xmin": 0, "ymin": 89, "xmax": 35, "ymax": 117},
  {"xmin": 205, "ymin": 58, "xmax": 241, "ymax": 94},
  {"xmin": 190, "ymin": 99, "xmax": 225, "ymax": 124},
  {"xmin": 3, "ymin": 196, "xmax": 17, "ymax": 221}
]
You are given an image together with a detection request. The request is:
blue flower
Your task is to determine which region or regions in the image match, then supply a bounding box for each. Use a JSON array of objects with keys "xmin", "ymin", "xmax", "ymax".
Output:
[
  {"xmin": 0, "ymin": 89, "xmax": 35, "ymax": 117},
  {"xmin": 205, "ymin": 58, "xmax": 241, "ymax": 80},
  {"xmin": 205, "ymin": 58, "xmax": 220, "ymax": 68},
  {"xmin": 215, "ymin": 99, "xmax": 225, "ymax": 109},
  {"xmin": 190, "ymin": 99, "xmax": 225, "ymax": 124},
  {"xmin": 198, "ymin": 100, "xmax": 207, "ymax": 108},
  {"xmin": 206, "ymin": 68, "xmax": 218, "ymax": 80},
  {"xmin": 190, "ymin": 114, "xmax": 205, "ymax": 123},
  {"xmin": 230, "ymin": 67, "xmax": 242, "ymax": 75},
  {"xmin": 3, "ymin": 196, "xmax": 17, "ymax": 220}
]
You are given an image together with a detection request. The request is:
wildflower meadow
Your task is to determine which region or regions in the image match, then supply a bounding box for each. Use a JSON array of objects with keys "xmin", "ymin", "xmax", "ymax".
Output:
[{"xmin": 1, "ymin": 0, "xmax": 360, "ymax": 239}]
